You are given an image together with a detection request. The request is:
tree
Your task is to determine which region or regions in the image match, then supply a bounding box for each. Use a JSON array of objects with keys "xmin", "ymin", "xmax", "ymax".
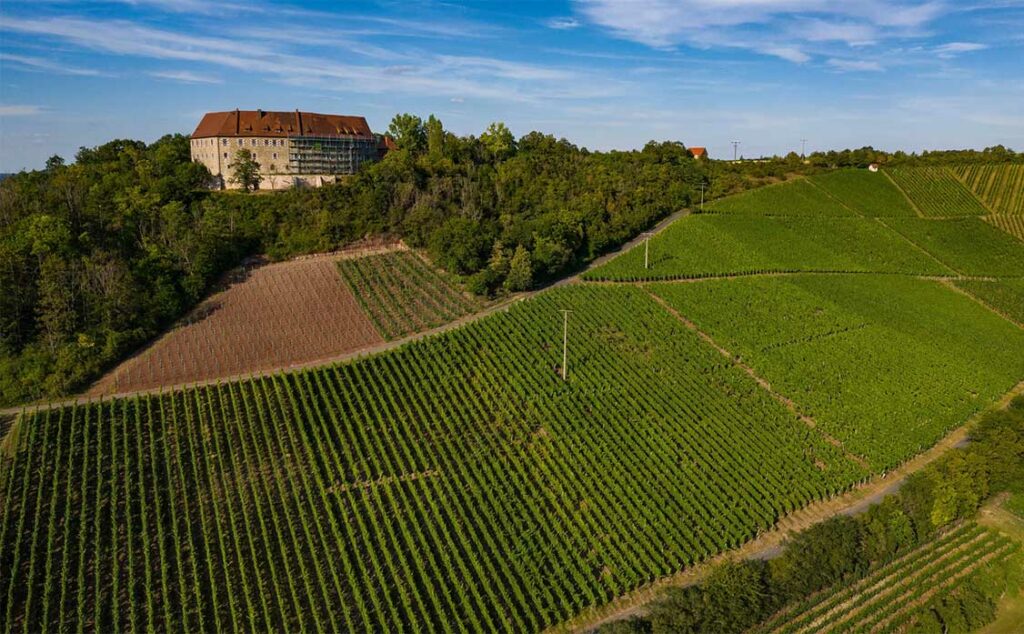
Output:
[
  {"xmin": 228, "ymin": 149, "xmax": 262, "ymax": 192},
  {"xmin": 45, "ymin": 155, "xmax": 65, "ymax": 171},
  {"xmin": 426, "ymin": 114, "xmax": 446, "ymax": 162},
  {"xmin": 388, "ymin": 113, "xmax": 426, "ymax": 153},
  {"xmin": 480, "ymin": 122, "xmax": 516, "ymax": 160},
  {"xmin": 504, "ymin": 244, "xmax": 532, "ymax": 291}
]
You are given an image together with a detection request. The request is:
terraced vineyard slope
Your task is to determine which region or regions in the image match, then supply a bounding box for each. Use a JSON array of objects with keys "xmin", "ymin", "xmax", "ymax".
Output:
[
  {"xmin": 756, "ymin": 523, "xmax": 1019, "ymax": 634},
  {"xmin": 808, "ymin": 169, "xmax": 917, "ymax": 217},
  {"xmin": 338, "ymin": 250, "xmax": 482, "ymax": 340},
  {"xmin": 881, "ymin": 217, "xmax": 1024, "ymax": 277},
  {"xmin": 886, "ymin": 167, "xmax": 990, "ymax": 216},
  {"xmin": 649, "ymin": 275, "xmax": 1024, "ymax": 469},
  {"xmin": 0, "ymin": 285, "xmax": 865, "ymax": 633},
  {"xmin": 954, "ymin": 164, "xmax": 1024, "ymax": 215},
  {"xmin": 704, "ymin": 178, "xmax": 855, "ymax": 216},
  {"xmin": 583, "ymin": 216, "xmax": 951, "ymax": 281}
]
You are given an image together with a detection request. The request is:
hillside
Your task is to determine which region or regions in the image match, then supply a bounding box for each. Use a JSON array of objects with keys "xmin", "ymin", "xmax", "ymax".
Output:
[{"xmin": 2, "ymin": 161, "xmax": 1022, "ymax": 633}]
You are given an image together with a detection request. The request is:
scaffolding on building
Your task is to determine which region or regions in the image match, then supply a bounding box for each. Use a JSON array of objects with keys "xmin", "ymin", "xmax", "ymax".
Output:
[{"xmin": 287, "ymin": 135, "xmax": 377, "ymax": 175}]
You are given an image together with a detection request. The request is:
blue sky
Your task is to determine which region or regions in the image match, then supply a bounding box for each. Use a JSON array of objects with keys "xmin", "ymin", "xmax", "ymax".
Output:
[{"xmin": 1, "ymin": 0, "xmax": 1022, "ymax": 171}]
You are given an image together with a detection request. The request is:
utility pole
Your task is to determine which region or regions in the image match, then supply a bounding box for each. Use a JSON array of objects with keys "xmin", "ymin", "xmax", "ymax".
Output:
[
  {"xmin": 731, "ymin": 140, "xmax": 740, "ymax": 161},
  {"xmin": 801, "ymin": 138, "xmax": 808, "ymax": 158},
  {"xmin": 560, "ymin": 309, "xmax": 572, "ymax": 382}
]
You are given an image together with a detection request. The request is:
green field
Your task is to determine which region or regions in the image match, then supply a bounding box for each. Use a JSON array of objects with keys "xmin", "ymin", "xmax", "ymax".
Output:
[
  {"xmin": 705, "ymin": 178, "xmax": 856, "ymax": 216},
  {"xmin": 984, "ymin": 214, "xmax": 1024, "ymax": 242},
  {"xmin": 886, "ymin": 167, "xmax": 990, "ymax": 217},
  {"xmin": 953, "ymin": 279, "xmax": 1024, "ymax": 325},
  {"xmin": 882, "ymin": 217, "xmax": 1024, "ymax": 277},
  {"xmin": 338, "ymin": 250, "xmax": 481, "ymax": 340},
  {"xmin": 955, "ymin": 164, "xmax": 1024, "ymax": 215},
  {"xmin": 757, "ymin": 523, "xmax": 1019, "ymax": 634},
  {"xmin": 583, "ymin": 216, "xmax": 951, "ymax": 281},
  {"xmin": 807, "ymin": 169, "xmax": 918, "ymax": 217},
  {"xmin": 0, "ymin": 285, "xmax": 864, "ymax": 633},
  {"xmin": 649, "ymin": 275, "xmax": 1024, "ymax": 468}
]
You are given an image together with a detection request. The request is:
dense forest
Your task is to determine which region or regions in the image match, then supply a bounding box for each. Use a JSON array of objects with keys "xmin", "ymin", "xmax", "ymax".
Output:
[{"xmin": 0, "ymin": 114, "xmax": 1018, "ymax": 406}]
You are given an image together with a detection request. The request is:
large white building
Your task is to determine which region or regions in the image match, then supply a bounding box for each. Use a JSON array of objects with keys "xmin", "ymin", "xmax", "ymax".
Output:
[{"xmin": 190, "ymin": 109, "xmax": 389, "ymax": 190}]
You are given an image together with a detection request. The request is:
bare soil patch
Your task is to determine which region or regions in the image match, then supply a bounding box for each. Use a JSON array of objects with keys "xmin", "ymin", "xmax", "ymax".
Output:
[{"xmin": 87, "ymin": 247, "xmax": 392, "ymax": 395}]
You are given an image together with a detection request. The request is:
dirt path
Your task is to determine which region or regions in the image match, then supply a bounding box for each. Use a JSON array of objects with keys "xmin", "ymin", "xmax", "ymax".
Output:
[{"xmin": 546, "ymin": 379, "xmax": 1024, "ymax": 634}]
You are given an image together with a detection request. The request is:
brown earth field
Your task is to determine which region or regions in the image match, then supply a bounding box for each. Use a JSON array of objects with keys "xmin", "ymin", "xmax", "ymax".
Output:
[{"xmin": 87, "ymin": 246, "xmax": 398, "ymax": 396}]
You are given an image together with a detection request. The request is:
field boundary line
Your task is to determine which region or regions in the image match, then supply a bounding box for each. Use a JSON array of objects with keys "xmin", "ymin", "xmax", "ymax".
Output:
[
  {"xmin": 805, "ymin": 178, "xmax": 867, "ymax": 218},
  {"xmin": 642, "ymin": 288, "xmax": 870, "ymax": 469},
  {"xmin": 546, "ymin": 378, "xmax": 1024, "ymax": 634},
  {"xmin": 938, "ymin": 279, "xmax": 1024, "ymax": 330},
  {"xmin": 875, "ymin": 217, "xmax": 963, "ymax": 276},
  {"xmin": 882, "ymin": 169, "xmax": 926, "ymax": 218}
]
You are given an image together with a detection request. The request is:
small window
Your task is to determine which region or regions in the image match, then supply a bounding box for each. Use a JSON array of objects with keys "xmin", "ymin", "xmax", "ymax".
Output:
[
  {"xmin": 222, "ymin": 138, "xmax": 228, "ymax": 146},
  {"xmin": 223, "ymin": 152, "xmax": 228, "ymax": 159},
  {"xmin": 264, "ymin": 139, "xmax": 270, "ymax": 146},
  {"xmin": 273, "ymin": 152, "xmax": 278, "ymax": 160}
]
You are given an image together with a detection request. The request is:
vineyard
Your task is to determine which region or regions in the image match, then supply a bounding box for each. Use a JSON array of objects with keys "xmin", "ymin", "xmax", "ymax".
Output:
[
  {"xmin": 648, "ymin": 275, "xmax": 1024, "ymax": 468},
  {"xmin": 756, "ymin": 523, "xmax": 1019, "ymax": 634},
  {"xmin": 807, "ymin": 169, "xmax": 917, "ymax": 217},
  {"xmin": 953, "ymin": 279, "xmax": 1024, "ymax": 325},
  {"xmin": 954, "ymin": 164, "xmax": 1024, "ymax": 215},
  {"xmin": 885, "ymin": 167, "xmax": 990, "ymax": 216},
  {"xmin": 338, "ymin": 250, "xmax": 482, "ymax": 340},
  {"xmin": 880, "ymin": 217, "xmax": 1024, "ymax": 277},
  {"xmin": 87, "ymin": 253, "xmax": 385, "ymax": 395},
  {"xmin": 983, "ymin": 213, "xmax": 1024, "ymax": 241},
  {"xmin": 0, "ymin": 285, "xmax": 866, "ymax": 633},
  {"xmin": 704, "ymin": 179, "xmax": 855, "ymax": 216},
  {"xmin": 582, "ymin": 216, "xmax": 950, "ymax": 281}
]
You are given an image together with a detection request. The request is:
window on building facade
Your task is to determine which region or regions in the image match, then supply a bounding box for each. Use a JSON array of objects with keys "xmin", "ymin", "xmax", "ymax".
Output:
[
  {"xmin": 222, "ymin": 139, "xmax": 228, "ymax": 146},
  {"xmin": 224, "ymin": 152, "xmax": 228, "ymax": 159},
  {"xmin": 273, "ymin": 152, "xmax": 278, "ymax": 160}
]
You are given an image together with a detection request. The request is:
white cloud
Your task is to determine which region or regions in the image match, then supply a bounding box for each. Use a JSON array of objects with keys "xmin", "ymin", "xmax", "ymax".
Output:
[
  {"xmin": 827, "ymin": 58, "xmax": 884, "ymax": 72},
  {"xmin": 546, "ymin": 17, "xmax": 582, "ymax": 30},
  {"xmin": 761, "ymin": 46, "xmax": 811, "ymax": 63},
  {"xmin": 149, "ymin": 70, "xmax": 222, "ymax": 84},
  {"xmin": 0, "ymin": 104, "xmax": 43, "ymax": 116},
  {"xmin": 574, "ymin": 0, "xmax": 957, "ymax": 62},
  {"xmin": 0, "ymin": 52, "xmax": 102, "ymax": 76},
  {"xmin": 933, "ymin": 41, "xmax": 988, "ymax": 58}
]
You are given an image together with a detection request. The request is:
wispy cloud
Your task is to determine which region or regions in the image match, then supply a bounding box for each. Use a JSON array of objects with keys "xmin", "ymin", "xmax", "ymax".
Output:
[
  {"xmin": 0, "ymin": 15, "xmax": 610, "ymax": 104},
  {"xmin": 933, "ymin": 41, "xmax": 988, "ymax": 58},
  {"xmin": 573, "ymin": 0, "xmax": 958, "ymax": 62},
  {"xmin": 0, "ymin": 52, "xmax": 102, "ymax": 76},
  {"xmin": 546, "ymin": 17, "xmax": 581, "ymax": 30},
  {"xmin": 828, "ymin": 58, "xmax": 885, "ymax": 72},
  {"xmin": 0, "ymin": 104, "xmax": 44, "ymax": 116},
  {"xmin": 148, "ymin": 69, "xmax": 222, "ymax": 83}
]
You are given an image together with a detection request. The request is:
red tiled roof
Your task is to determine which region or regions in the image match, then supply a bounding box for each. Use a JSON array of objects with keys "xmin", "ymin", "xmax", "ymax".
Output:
[
  {"xmin": 689, "ymin": 146, "xmax": 707, "ymax": 157},
  {"xmin": 192, "ymin": 109, "xmax": 373, "ymax": 139}
]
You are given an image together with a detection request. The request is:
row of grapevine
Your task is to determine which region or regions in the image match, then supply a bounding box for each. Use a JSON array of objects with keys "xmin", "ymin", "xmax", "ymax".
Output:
[
  {"xmin": 880, "ymin": 217, "xmax": 1024, "ymax": 277},
  {"xmin": 983, "ymin": 213, "xmax": 1024, "ymax": 242},
  {"xmin": 0, "ymin": 285, "xmax": 865, "ymax": 632},
  {"xmin": 953, "ymin": 279, "xmax": 1024, "ymax": 325},
  {"xmin": 806, "ymin": 169, "xmax": 918, "ymax": 217},
  {"xmin": 582, "ymin": 216, "xmax": 951, "ymax": 282},
  {"xmin": 760, "ymin": 523, "xmax": 1017, "ymax": 634},
  {"xmin": 885, "ymin": 167, "xmax": 990, "ymax": 217},
  {"xmin": 704, "ymin": 179, "xmax": 855, "ymax": 217},
  {"xmin": 338, "ymin": 250, "xmax": 481, "ymax": 340},
  {"xmin": 954, "ymin": 163, "xmax": 1024, "ymax": 215},
  {"xmin": 648, "ymin": 275, "xmax": 1024, "ymax": 469}
]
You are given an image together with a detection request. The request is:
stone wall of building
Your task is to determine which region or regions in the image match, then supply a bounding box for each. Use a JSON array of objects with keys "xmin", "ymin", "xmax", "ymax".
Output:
[{"xmin": 191, "ymin": 136, "xmax": 294, "ymax": 190}]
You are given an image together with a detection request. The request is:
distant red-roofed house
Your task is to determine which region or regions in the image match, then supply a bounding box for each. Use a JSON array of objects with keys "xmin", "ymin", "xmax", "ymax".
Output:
[{"xmin": 689, "ymin": 146, "xmax": 707, "ymax": 159}]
